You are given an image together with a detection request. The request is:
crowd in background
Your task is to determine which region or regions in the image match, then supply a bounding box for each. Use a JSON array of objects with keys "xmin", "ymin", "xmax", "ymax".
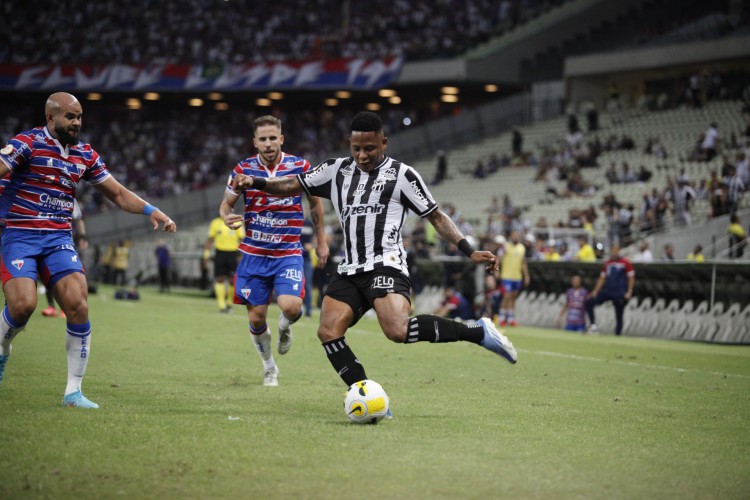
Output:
[{"xmin": 0, "ymin": 0, "xmax": 563, "ymax": 65}]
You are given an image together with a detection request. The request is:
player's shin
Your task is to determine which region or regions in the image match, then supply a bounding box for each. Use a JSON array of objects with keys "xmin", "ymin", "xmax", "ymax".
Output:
[
  {"xmin": 405, "ymin": 315, "xmax": 484, "ymax": 344},
  {"xmin": 65, "ymin": 322, "xmax": 92, "ymax": 395},
  {"xmin": 249, "ymin": 323, "xmax": 275, "ymax": 370},
  {"xmin": 0, "ymin": 305, "xmax": 27, "ymax": 356},
  {"xmin": 322, "ymin": 337, "xmax": 367, "ymax": 386}
]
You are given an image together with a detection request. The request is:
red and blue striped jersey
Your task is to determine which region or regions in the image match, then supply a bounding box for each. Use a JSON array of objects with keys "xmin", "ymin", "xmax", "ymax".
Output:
[
  {"xmin": 226, "ymin": 153, "xmax": 310, "ymax": 259},
  {"xmin": 565, "ymin": 287, "xmax": 588, "ymax": 326},
  {"xmin": 0, "ymin": 126, "xmax": 110, "ymax": 230}
]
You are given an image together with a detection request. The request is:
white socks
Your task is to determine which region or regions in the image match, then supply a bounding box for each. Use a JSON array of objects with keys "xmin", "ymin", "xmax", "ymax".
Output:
[
  {"xmin": 1, "ymin": 306, "xmax": 26, "ymax": 357},
  {"xmin": 250, "ymin": 325, "xmax": 275, "ymax": 371},
  {"xmin": 65, "ymin": 322, "xmax": 92, "ymax": 395}
]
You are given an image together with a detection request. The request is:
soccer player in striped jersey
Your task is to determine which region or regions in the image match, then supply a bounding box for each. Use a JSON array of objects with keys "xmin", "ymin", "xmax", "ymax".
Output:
[
  {"xmin": 220, "ymin": 116, "xmax": 329, "ymax": 387},
  {"xmin": 232, "ymin": 111, "xmax": 517, "ymax": 402},
  {"xmin": 0, "ymin": 92, "xmax": 177, "ymax": 408}
]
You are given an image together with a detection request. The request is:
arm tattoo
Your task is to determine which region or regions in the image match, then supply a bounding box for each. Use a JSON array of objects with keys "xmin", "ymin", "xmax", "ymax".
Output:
[
  {"xmin": 264, "ymin": 176, "xmax": 302, "ymax": 196},
  {"xmin": 427, "ymin": 209, "xmax": 463, "ymax": 245}
]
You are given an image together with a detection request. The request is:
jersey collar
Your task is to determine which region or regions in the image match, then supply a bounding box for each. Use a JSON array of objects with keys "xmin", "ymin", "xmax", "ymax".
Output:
[
  {"xmin": 44, "ymin": 126, "xmax": 70, "ymax": 159},
  {"xmin": 258, "ymin": 152, "xmax": 286, "ymax": 177}
]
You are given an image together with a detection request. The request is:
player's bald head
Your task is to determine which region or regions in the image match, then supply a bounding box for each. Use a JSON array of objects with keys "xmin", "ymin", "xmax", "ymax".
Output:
[
  {"xmin": 45, "ymin": 92, "xmax": 80, "ymax": 117},
  {"xmin": 45, "ymin": 92, "xmax": 83, "ymax": 146}
]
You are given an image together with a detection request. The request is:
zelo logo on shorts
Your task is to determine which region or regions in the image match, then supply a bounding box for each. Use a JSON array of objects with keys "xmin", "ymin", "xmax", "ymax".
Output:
[
  {"xmin": 372, "ymin": 276, "xmax": 395, "ymax": 291},
  {"xmin": 285, "ymin": 269, "xmax": 303, "ymax": 282}
]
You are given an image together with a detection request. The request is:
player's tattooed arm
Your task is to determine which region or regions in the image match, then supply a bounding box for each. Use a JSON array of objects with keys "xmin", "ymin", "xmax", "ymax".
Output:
[
  {"xmin": 426, "ymin": 209, "xmax": 464, "ymax": 245},
  {"xmin": 232, "ymin": 174, "xmax": 303, "ymax": 196}
]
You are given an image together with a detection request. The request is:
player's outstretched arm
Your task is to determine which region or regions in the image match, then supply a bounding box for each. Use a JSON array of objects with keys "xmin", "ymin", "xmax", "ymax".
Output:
[
  {"xmin": 94, "ymin": 177, "xmax": 176, "ymax": 232},
  {"xmin": 426, "ymin": 209, "xmax": 498, "ymax": 273},
  {"xmin": 232, "ymin": 174, "xmax": 303, "ymax": 196},
  {"xmin": 307, "ymin": 195, "xmax": 329, "ymax": 268}
]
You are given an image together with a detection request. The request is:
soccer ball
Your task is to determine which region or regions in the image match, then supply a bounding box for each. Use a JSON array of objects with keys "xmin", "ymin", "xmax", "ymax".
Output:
[{"xmin": 344, "ymin": 379, "xmax": 390, "ymax": 424}]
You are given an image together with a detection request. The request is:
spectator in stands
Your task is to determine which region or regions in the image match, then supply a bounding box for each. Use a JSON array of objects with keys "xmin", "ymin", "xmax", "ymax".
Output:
[
  {"xmin": 619, "ymin": 162, "xmax": 637, "ymax": 184},
  {"xmin": 662, "ymin": 243, "xmax": 675, "ymax": 261},
  {"xmin": 670, "ymin": 179, "xmax": 696, "ymax": 227},
  {"xmin": 574, "ymin": 235, "xmax": 596, "ymax": 262},
  {"xmin": 473, "ymin": 159, "xmax": 487, "ymax": 179},
  {"xmin": 512, "ymin": 129, "xmax": 523, "ymax": 157},
  {"xmin": 637, "ymin": 165, "xmax": 653, "ymax": 183},
  {"xmin": 633, "ymin": 241, "xmax": 654, "ymax": 263},
  {"xmin": 687, "ymin": 245, "xmax": 705, "ymax": 262},
  {"xmin": 433, "ymin": 286, "xmax": 474, "ymax": 321},
  {"xmin": 727, "ymin": 215, "xmax": 746, "ymax": 259},
  {"xmin": 724, "ymin": 165, "xmax": 745, "ymax": 216},
  {"xmin": 432, "ymin": 150, "xmax": 447, "ymax": 185},
  {"xmin": 736, "ymin": 152, "xmax": 749, "ymax": 187},
  {"xmin": 700, "ymin": 122, "xmax": 719, "ymax": 162},
  {"xmin": 585, "ymin": 244, "xmax": 635, "ymax": 336},
  {"xmin": 557, "ymin": 274, "xmax": 588, "ymax": 332}
]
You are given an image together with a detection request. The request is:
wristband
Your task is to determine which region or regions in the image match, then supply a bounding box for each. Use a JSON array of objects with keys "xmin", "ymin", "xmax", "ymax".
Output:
[
  {"xmin": 253, "ymin": 177, "xmax": 267, "ymax": 190},
  {"xmin": 143, "ymin": 204, "xmax": 158, "ymax": 216},
  {"xmin": 457, "ymin": 238, "xmax": 475, "ymax": 258}
]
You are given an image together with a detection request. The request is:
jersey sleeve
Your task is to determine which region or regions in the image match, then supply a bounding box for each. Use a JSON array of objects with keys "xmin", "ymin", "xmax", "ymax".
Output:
[
  {"xmin": 297, "ymin": 158, "xmax": 337, "ymax": 199},
  {"xmin": 81, "ymin": 149, "xmax": 111, "ymax": 184},
  {"xmin": 0, "ymin": 134, "xmax": 33, "ymax": 171},
  {"xmin": 625, "ymin": 259, "xmax": 635, "ymax": 276},
  {"xmin": 400, "ymin": 166, "xmax": 437, "ymax": 217}
]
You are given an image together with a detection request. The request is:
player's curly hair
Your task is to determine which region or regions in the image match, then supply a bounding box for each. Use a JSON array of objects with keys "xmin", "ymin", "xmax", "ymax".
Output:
[{"xmin": 350, "ymin": 111, "xmax": 382, "ymax": 133}]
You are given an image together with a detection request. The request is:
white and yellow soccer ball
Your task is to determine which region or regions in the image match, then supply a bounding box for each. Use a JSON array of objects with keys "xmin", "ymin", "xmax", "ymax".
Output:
[{"xmin": 344, "ymin": 379, "xmax": 390, "ymax": 424}]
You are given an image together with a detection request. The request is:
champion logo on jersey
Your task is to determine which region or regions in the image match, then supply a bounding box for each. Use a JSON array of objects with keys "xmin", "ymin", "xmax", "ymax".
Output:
[
  {"xmin": 11, "ymin": 259, "xmax": 24, "ymax": 270},
  {"xmin": 241, "ymin": 288, "xmax": 251, "ymax": 299}
]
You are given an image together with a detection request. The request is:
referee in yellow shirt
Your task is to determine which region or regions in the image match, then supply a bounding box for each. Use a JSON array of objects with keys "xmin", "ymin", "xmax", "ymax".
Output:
[
  {"xmin": 204, "ymin": 216, "xmax": 245, "ymax": 313},
  {"xmin": 497, "ymin": 231, "xmax": 530, "ymax": 326}
]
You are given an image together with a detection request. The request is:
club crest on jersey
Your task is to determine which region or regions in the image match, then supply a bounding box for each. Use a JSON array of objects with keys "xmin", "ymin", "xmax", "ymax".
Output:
[
  {"xmin": 285, "ymin": 269, "xmax": 303, "ymax": 282},
  {"xmin": 241, "ymin": 288, "xmax": 251, "ymax": 299},
  {"xmin": 372, "ymin": 179, "xmax": 386, "ymax": 192},
  {"xmin": 380, "ymin": 168, "xmax": 397, "ymax": 181},
  {"xmin": 11, "ymin": 259, "xmax": 24, "ymax": 270}
]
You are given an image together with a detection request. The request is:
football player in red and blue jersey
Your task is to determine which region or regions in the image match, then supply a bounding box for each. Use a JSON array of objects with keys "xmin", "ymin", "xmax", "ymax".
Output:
[
  {"xmin": 220, "ymin": 115, "xmax": 328, "ymax": 386},
  {"xmin": 585, "ymin": 244, "xmax": 635, "ymax": 335},
  {"xmin": 557, "ymin": 274, "xmax": 588, "ymax": 332},
  {"xmin": 0, "ymin": 92, "xmax": 177, "ymax": 408}
]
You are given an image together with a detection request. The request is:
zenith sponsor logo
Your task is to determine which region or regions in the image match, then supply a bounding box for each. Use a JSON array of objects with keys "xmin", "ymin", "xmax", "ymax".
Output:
[{"xmin": 341, "ymin": 203, "xmax": 384, "ymax": 220}]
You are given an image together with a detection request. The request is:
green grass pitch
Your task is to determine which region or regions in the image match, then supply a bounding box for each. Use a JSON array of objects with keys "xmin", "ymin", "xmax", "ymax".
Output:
[{"xmin": 1, "ymin": 285, "xmax": 748, "ymax": 499}]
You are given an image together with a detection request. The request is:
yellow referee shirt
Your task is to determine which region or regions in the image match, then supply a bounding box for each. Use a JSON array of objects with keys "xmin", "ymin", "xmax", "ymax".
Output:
[
  {"xmin": 501, "ymin": 242, "xmax": 526, "ymax": 281},
  {"xmin": 208, "ymin": 217, "xmax": 245, "ymax": 251}
]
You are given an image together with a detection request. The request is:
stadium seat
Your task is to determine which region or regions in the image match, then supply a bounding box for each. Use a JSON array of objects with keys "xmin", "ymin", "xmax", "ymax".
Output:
[
  {"xmin": 713, "ymin": 303, "xmax": 742, "ymax": 344},
  {"xmin": 683, "ymin": 301, "xmax": 710, "ymax": 342}
]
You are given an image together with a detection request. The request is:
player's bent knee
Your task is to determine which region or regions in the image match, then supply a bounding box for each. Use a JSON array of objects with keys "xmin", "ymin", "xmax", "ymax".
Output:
[{"xmin": 382, "ymin": 327, "xmax": 407, "ymax": 343}]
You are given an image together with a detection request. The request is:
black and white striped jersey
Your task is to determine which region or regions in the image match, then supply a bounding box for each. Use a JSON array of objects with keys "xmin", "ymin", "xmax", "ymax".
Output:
[{"xmin": 298, "ymin": 156, "xmax": 437, "ymax": 276}]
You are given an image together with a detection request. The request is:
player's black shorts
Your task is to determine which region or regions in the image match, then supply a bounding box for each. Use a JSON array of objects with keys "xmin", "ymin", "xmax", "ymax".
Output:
[
  {"xmin": 325, "ymin": 267, "xmax": 411, "ymax": 326},
  {"xmin": 214, "ymin": 249, "xmax": 240, "ymax": 278}
]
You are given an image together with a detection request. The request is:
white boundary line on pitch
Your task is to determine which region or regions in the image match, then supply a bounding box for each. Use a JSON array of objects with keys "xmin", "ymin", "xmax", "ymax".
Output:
[{"xmin": 524, "ymin": 349, "xmax": 750, "ymax": 380}]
